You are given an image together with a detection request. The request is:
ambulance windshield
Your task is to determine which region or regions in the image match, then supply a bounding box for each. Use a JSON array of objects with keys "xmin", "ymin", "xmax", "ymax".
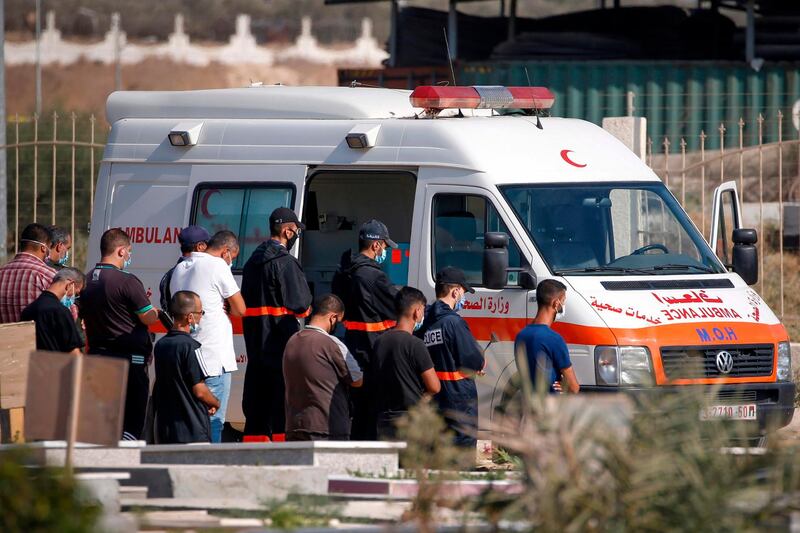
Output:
[{"xmin": 501, "ymin": 182, "xmax": 726, "ymax": 276}]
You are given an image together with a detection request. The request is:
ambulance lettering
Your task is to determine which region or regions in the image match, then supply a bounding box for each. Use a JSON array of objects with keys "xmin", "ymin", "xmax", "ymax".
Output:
[
  {"xmin": 423, "ymin": 328, "xmax": 444, "ymax": 347},
  {"xmin": 122, "ymin": 226, "xmax": 181, "ymax": 245}
]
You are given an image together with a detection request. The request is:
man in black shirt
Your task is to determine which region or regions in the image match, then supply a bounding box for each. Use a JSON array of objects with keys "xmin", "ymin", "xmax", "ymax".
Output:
[
  {"xmin": 372, "ymin": 287, "xmax": 440, "ymax": 439},
  {"xmin": 79, "ymin": 228, "xmax": 161, "ymax": 441},
  {"xmin": 21, "ymin": 267, "xmax": 85, "ymax": 354},
  {"xmin": 152, "ymin": 291, "xmax": 220, "ymax": 444}
]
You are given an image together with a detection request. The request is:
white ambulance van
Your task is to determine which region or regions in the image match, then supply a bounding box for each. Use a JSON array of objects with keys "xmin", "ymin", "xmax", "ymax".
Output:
[{"xmin": 89, "ymin": 85, "xmax": 794, "ymax": 438}]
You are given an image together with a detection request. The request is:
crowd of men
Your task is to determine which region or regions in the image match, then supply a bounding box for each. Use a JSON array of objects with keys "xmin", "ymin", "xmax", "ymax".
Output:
[{"xmin": 0, "ymin": 211, "xmax": 579, "ymax": 447}]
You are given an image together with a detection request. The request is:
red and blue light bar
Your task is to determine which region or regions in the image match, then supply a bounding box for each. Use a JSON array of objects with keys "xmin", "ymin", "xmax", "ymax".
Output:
[{"xmin": 410, "ymin": 85, "xmax": 555, "ymax": 112}]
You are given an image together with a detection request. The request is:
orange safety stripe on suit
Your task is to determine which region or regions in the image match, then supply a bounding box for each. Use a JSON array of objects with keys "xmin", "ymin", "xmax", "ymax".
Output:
[
  {"xmin": 435, "ymin": 370, "xmax": 470, "ymax": 381},
  {"xmin": 343, "ymin": 320, "xmax": 397, "ymax": 332},
  {"xmin": 245, "ymin": 306, "xmax": 311, "ymax": 319}
]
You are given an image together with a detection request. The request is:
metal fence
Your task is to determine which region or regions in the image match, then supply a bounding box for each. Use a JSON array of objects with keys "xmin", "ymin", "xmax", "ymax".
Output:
[{"xmin": 3, "ymin": 112, "xmax": 106, "ymax": 267}]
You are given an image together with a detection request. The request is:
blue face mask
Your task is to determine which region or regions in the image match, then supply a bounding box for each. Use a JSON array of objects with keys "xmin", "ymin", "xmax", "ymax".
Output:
[
  {"xmin": 57, "ymin": 250, "xmax": 70, "ymax": 266},
  {"xmin": 189, "ymin": 322, "xmax": 198, "ymax": 334},
  {"xmin": 375, "ymin": 247, "xmax": 387, "ymax": 265},
  {"xmin": 455, "ymin": 294, "xmax": 466, "ymax": 312},
  {"xmin": 123, "ymin": 251, "xmax": 133, "ymax": 270},
  {"xmin": 61, "ymin": 285, "xmax": 76, "ymax": 308},
  {"xmin": 414, "ymin": 319, "xmax": 424, "ymax": 332}
]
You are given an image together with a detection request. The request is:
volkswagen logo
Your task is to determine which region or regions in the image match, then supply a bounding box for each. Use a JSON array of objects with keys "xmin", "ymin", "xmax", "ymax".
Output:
[{"xmin": 716, "ymin": 351, "xmax": 734, "ymax": 374}]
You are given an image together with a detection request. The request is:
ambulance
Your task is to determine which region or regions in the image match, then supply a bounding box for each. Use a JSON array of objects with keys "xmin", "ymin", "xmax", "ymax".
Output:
[{"xmin": 89, "ymin": 85, "xmax": 795, "ymax": 438}]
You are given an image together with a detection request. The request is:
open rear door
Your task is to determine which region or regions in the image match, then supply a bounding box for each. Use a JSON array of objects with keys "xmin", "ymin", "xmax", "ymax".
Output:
[{"xmin": 709, "ymin": 181, "xmax": 743, "ymax": 268}]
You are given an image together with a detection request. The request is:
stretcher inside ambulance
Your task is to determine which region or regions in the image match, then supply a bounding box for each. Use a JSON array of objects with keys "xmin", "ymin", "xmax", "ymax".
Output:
[{"xmin": 93, "ymin": 85, "xmax": 794, "ymax": 438}]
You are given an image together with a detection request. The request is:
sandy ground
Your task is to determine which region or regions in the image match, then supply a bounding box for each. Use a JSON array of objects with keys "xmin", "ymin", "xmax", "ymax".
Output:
[{"xmin": 7, "ymin": 59, "xmax": 339, "ymax": 123}]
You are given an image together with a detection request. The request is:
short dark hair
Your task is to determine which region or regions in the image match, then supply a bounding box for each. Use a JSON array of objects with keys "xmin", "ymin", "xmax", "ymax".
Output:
[
  {"xmin": 435, "ymin": 282, "xmax": 461, "ymax": 299},
  {"xmin": 536, "ymin": 279, "xmax": 567, "ymax": 307},
  {"xmin": 358, "ymin": 238, "xmax": 378, "ymax": 252},
  {"xmin": 180, "ymin": 242, "xmax": 205, "ymax": 255},
  {"xmin": 46, "ymin": 225, "xmax": 71, "ymax": 247},
  {"xmin": 270, "ymin": 222, "xmax": 283, "ymax": 237},
  {"xmin": 20, "ymin": 223, "xmax": 51, "ymax": 250},
  {"xmin": 207, "ymin": 230, "xmax": 239, "ymax": 251},
  {"xmin": 394, "ymin": 286, "xmax": 426, "ymax": 317},
  {"xmin": 100, "ymin": 228, "xmax": 131, "ymax": 256},
  {"xmin": 310, "ymin": 293, "xmax": 344, "ymax": 318},
  {"xmin": 170, "ymin": 290, "xmax": 199, "ymax": 318}
]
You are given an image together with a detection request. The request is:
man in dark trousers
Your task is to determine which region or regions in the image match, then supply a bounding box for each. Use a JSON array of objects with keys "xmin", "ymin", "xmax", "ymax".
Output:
[
  {"xmin": 152, "ymin": 290, "xmax": 220, "ymax": 444},
  {"xmin": 21, "ymin": 267, "xmax": 85, "ymax": 355},
  {"xmin": 241, "ymin": 207, "xmax": 312, "ymax": 440},
  {"xmin": 79, "ymin": 228, "xmax": 161, "ymax": 441},
  {"xmin": 416, "ymin": 267, "xmax": 485, "ymax": 448},
  {"xmin": 372, "ymin": 287, "xmax": 440, "ymax": 440},
  {"xmin": 331, "ymin": 219, "xmax": 399, "ymax": 440}
]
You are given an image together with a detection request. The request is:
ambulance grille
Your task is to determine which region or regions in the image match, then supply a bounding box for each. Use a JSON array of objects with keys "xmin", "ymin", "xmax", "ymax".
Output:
[
  {"xmin": 602, "ymin": 279, "xmax": 734, "ymax": 291},
  {"xmin": 660, "ymin": 344, "xmax": 774, "ymax": 379}
]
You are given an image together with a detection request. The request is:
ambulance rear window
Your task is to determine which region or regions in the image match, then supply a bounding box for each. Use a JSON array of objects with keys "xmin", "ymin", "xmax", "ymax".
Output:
[{"xmin": 191, "ymin": 183, "xmax": 295, "ymax": 270}]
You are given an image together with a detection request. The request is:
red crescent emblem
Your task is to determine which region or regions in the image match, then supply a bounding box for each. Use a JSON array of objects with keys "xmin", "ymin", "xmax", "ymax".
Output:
[
  {"xmin": 200, "ymin": 189, "xmax": 221, "ymax": 218},
  {"xmin": 560, "ymin": 149, "xmax": 587, "ymax": 168}
]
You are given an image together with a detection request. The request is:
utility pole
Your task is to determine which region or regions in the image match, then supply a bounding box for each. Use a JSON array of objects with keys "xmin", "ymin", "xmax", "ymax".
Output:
[
  {"xmin": 35, "ymin": 0, "xmax": 41, "ymax": 114},
  {"xmin": 0, "ymin": 0, "xmax": 8, "ymax": 261}
]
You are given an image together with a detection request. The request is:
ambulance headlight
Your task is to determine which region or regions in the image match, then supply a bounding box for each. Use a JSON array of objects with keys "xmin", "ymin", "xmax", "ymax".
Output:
[
  {"xmin": 595, "ymin": 346, "xmax": 619, "ymax": 385},
  {"xmin": 168, "ymin": 121, "xmax": 203, "ymax": 147},
  {"xmin": 777, "ymin": 342, "xmax": 792, "ymax": 382},
  {"xmin": 595, "ymin": 346, "xmax": 654, "ymax": 386}
]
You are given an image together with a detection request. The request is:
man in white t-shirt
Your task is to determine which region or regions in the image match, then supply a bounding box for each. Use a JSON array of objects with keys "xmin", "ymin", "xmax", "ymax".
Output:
[{"xmin": 169, "ymin": 230, "xmax": 246, "ymax": 442}]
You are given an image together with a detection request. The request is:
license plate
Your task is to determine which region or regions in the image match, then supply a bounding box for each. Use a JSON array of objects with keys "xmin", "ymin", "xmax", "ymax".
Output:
[{"xmin": 699, "ymin": 404, "xmax": 757, "ymax": 421}]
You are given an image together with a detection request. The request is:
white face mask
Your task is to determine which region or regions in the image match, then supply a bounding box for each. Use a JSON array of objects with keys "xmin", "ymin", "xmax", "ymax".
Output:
[{"xmin": 555, "ymin": 300, "xmax": 566, "ymax": 321}]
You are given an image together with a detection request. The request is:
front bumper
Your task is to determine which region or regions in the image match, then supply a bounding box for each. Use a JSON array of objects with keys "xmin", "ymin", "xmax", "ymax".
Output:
[{"xmin": 581, "ymin": 381, "xmax": 796, "ymax": 433}]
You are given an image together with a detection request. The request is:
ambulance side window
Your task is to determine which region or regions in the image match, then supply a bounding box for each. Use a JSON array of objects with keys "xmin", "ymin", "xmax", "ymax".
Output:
[
  {"xmin": 432, "ymin": 194, "xmax": 521, "ymax": 286},
  {"xmin": 191, "ymin": 184, "xmax": 294, "ymax": 270}
]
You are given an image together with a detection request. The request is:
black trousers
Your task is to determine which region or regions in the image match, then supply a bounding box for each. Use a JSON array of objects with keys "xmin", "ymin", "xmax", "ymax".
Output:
[
  {"xmin": 242, "ymin": 358, "xmax": 286, "ymax": 438},
  {"xmin": 90, "ymin": 349, "xmax": 150, "ymax": 441}
]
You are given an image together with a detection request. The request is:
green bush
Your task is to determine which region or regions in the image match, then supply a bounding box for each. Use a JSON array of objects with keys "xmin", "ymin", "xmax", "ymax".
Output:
[{"xmin": 0, "ymin": 451, "xmax": 101, "ymax": 533}]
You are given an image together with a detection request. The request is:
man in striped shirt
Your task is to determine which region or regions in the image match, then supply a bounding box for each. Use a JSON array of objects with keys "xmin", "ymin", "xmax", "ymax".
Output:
[{"xmin": 0, "ymin": 223, "xmax": 57, "ymax": 324}]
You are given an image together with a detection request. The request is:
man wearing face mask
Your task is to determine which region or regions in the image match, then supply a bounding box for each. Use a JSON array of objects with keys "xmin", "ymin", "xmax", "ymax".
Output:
[
  {"xmin": 372, "ymin": 287, "xmax": 440, "ymax": 440},
  {"xmin": 416, "ymin": 267, "xmax": 484, "ymax": 448},
  {"xmin": 283, "ymin": 294, "xmax": 363, "ymax": 441},
  {"xmin": 0, "ymin": 223, "xmax": 56, "ymax": 323},
  {"xmin": 331, "ymin": 219, "xmax": 399, "ymax": 440},
  {"xmin": 241, "ymin": 207, "xmax": 313, "ymax": 440},
  {"xmin": 46, "ymin": 225, "xmax": 72, "ymax": 270},
  {"xmin": 79, "ymin": 228, "xmax": 161, "ymax": 441},
  {"xmin": 21, "ymin": 267, "xmax": 85, "ymax": 355},
  {"xmin": 169, "ymin": 230, "xmax": 246, "ymax": 443},
  {"xmin": 514, "ymin": 279, "xmax": 579, "ymax": 395}
]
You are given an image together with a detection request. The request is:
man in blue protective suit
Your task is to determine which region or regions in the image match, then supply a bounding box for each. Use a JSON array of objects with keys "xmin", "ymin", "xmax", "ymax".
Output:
[{"xmin": 416, "ymin": 266, "xmax": 485, "ymax": 448}]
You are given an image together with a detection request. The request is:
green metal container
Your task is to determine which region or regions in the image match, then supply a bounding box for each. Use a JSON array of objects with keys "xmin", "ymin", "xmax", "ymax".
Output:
[{"xmin": 459, "ymin": 61, "xmax": 800, "ymax": 150}]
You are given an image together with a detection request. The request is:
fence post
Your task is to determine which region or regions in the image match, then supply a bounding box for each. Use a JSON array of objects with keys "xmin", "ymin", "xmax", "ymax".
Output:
[
  {"xmin": 90, "ymin": 115, "xmax": 96, "ymax": 215},
  {"xmin": 777, "ymin": 110, "xmax": 784, "ymax": 318},
  {"xmin": 0, "ymin": 0, "xmax": 6, "ymax": 263},
  {"xmin": 700, "ymin": 130, "xmax": 706, "ymax": 237},
  {"xmin": 70, "ymin": 112, "xmax": 76, "ymax": 267},
  {"xmin": 719, "ymin": 123, "xmax": 726, "ymax": 184},
  {"xmin": 51, "ymin": 111, "xmax": 58, "ymax": 224},
  {"xmin": 738, "ymin": 118, "xmax": 745, "ymax": 204},
  {"xmin": 757, "ymin": 114, "xmax": 764, "ymax": 297},
  {"xmin": 33, "ymin": 113, "xmax": 38, "ymax": 222},
  {"xmin": 680, "ymin": 137, "xmax": 687, "ymax": 207},
  {"xmin": 14, "ymin": 114, "xmax": 19, "ymax": 255},
  {"xmin": 662, "ymin": 137, "xmax": 670, "ymax": 188}
]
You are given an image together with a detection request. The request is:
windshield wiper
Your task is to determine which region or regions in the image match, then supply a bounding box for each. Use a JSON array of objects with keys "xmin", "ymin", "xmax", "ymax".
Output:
[
  {"xmin": 554, "ymin": 266, "xmax": 652, "ymax": 276},
  {"xmin": 639, "ymin": 264, "xmax": 717, "ymax": 274}
]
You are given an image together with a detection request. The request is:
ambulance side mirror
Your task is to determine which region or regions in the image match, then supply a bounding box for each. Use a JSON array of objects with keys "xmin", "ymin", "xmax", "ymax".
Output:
[
  {"xmin": 483, "ymin": 232, "xmax": 509, "ymax": 289},
  {"xmin": 732, "ymin": 228, "xmax": 758, "ymax": 285}
]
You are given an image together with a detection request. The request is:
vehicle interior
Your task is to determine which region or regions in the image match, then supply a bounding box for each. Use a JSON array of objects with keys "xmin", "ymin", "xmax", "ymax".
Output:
[{"xmin": 300, "ymin": 170, "xmax": 416, "ymax": 298}]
